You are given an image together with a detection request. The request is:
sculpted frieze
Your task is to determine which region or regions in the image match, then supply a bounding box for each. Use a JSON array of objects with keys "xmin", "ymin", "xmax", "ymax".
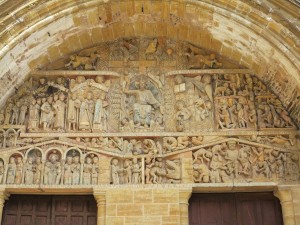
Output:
[
  {"xmin": 0, "ymin": 70, "xmax": 297, "ymax": 134},
  {"xmin": 50, "ymin": 37, "xmax": 230, "ymax": 72},
  {"xmin": 0, "ymin": 135, "xmax": 297, "ymax": 186},
  {"xmin": 192, "ymin": 139, "xmax": 299, "ymax": 183}
]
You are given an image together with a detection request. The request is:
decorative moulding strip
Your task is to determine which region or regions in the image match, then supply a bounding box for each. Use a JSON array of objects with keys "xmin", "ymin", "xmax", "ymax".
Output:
[
  {"xmin": 19, "ymin": 130, "xmax": 300, "ymax": 138},
  {"xmin": 2, "ymin": 182, "xmax": 279, "ymax": 194},
  {"xmin": 30, "ymin": 69, "xmax": 254, "ymax": 77},
  {"xmin": 30, "ymin": 70, "xmax": 121, "ymax": 77},
  {"xmin": 165, "ymin": 69, "xmax": 254, "ymax": 76},
  {"xmin": 3, "ymin": 137, "xmax": 297, "ymax": 159}
]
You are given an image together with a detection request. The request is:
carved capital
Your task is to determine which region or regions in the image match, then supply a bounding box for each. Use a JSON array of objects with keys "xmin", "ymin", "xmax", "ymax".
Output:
[
  {"xmin": 274, "ymin": 187, "xmax": 293, "ymax": 203},
  {"xmin": 93, "ymin": 189, "xmax": 106, "ymax": 206},
  {"xmin": 179, "ymin": 188, "xmax": 192, "ymax": 205},
  {"xmin": 0, "ymin": 188, "xmax": 9, "ymax": 202}
]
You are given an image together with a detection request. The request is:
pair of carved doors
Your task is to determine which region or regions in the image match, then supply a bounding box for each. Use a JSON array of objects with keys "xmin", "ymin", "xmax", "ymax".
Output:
[
  {"xmin": 2, "ymin": 195, "xmax": 97, "ymax": 225},
  {"xmin": 189, "ymin": 192, "xmax": 283, "ymax": 225}
]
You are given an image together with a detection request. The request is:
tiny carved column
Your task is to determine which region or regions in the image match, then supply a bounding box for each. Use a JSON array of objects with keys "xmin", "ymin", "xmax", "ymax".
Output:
[
  {"xmin": 179, "ymin": 189, "xmax": 192, "ymax": 225},
  {"xmin": 0, "ymin": 189, "xmax": 9, "ymax": 225},
  {"xmin": 274, "ymin": 187, "xmax": 296, "ymax": 225},
  {"xmin": 93, "ymin": 189, "xmax": 106, "ymax": 225}
]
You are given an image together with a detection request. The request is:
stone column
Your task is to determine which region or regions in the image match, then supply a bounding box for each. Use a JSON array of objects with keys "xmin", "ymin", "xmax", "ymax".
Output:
[
  {"xmin": 93, "ymin": 189, "xmax": 106, "ymax": 225},
  {"xmin": 0, "ymin": 188, "xmax": 9, "ymax": 225},
  {"xmin": 291, "ymin": 186, "xmax": 300, "ymax": 225},
  {"xmin": 179, "ymin": 188, "xmax": 192, "ymax": 225},
  {"xmin": 274, "ymin": 187, "xmax": 296, "ymax": 225}
]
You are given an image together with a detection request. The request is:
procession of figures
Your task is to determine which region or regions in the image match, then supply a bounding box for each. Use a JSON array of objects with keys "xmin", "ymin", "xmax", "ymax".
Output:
[
  {"xmin": 0, "ymin": 145, "xmax": 182, "ymax": 185},
  {"xmin": 2, "ymin": 149, "xmax": 101, "ymax": 186},
  {"xmin": 0, "ymin": 71, "xmax": 296, "ymax": 134},
  {"xmin": 0, "ymin": 134, "xmax": 298, "ymax": 185}
]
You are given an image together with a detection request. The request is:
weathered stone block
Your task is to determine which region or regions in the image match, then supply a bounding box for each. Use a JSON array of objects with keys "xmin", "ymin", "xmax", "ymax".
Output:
[
  {"xmin": 101, "ymin": 27, "xmax": 114, "ymax": 41},
  {"xmin": 57, "ymin": 41, "xmax": 73, "ymax": 55},
  {"xmin": 145, "ymin": 23, "xmax": 157, "ymax": 37},
  {"xmin": 134, "ymin": 189, "xmax": 153, "ymax": 203},
  {"xmin": 144, "ymin": 204, "xmax": 169, "ymax": 216},
  {"xmin": 78, "ymin": 31, "xmax": 92, "ymax": 48},
  {"xmin": 111, "ymin": 23, "xmax": 125, "ymax": 39},
  {"xmin": 87, "ymin": 8, "xmax": 100, "ymax": 26},
  {"xmin": 107, "ymin": 204, "xmax": 117, "ymax": 217},
  {"xmin": 169, "ymin": 204, "xmax": 180, "ymax": 216},
  {"xmin": 124, "ymin": 23, "xmax": 135, "ymax": 37},
  {"xmin": 248, "ymin": 12, "xmax": 269, "ymax": 27},
  {"xmin": 125, "ymin": 216, "xmax": 144, "ymax": 224},
  {"xmin": 162, "ymin": 215, "xmax": 180, "ymax": 225},
  {"xmin": 91, "ymin": 27, "xmax": 104, "ymax": 44},
  {"xmin": 117, "ymin": 203, "xmax": 143, "ymax": 216},
  {"xmin": 66, "ymin": 35, "xmax": 82, "ymax": 52},
  {"xmin": 153, "ymin": 189, "xmax": 178, "ymax": 203},
  {"xmin": 47, "ymin": 46, "xmax": 63, "ymax": 62},
  {"xmin": 106, "ymin": 216, "xmax": 124, "ymax": 225},
  {"xmin": 133, "ymin": 21, "xmax": 145, "ymax": 36},
  {"xmin": 28, "ymin": 54, "xmax": 50, "ymax": 70},
  {"xmin": 167, "ymin": 26, "xmax": 178, "ymax": 40},
  {"xmin": 107, "ymin": 189, "xmax": 134, "ymax": 203},
  {"xmin": 156, "ymin": 23, "xmax": 168, "ymax": 36}
]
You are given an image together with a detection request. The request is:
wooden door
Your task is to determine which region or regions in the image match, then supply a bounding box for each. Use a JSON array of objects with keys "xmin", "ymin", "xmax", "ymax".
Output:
[
  {"xmin": 2, "ymin": 195, "xmax": 51, "ymax": 225},
  {"xmin": 189, "ymin": 192, "xmax": 283, "ymax": 225},
  {"xmin": 51, "ymin": 196, "xmax": 97, "ymax": 225},
  {"xmin": 236, "ymin": 193, "xmax": 283, "ymax": 225},
  {"xmin": 2, "ymin": 195, "xmax": 97, "ymax": 225}
]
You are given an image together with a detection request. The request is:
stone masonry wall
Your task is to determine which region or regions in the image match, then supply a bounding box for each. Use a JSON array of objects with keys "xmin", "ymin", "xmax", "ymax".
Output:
[{"xmin": 105, "ymin": 188, "xmax": 181, "ymax": 225}]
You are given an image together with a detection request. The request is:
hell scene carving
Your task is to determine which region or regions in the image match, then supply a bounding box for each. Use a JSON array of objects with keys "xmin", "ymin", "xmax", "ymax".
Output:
[
  {"xmin": 192, "ymin": 139, "xmax": 299, "ymax": 183},
  {"xmin": 0, "ymin": 38, "xmax": 298, "ymax": 187}
]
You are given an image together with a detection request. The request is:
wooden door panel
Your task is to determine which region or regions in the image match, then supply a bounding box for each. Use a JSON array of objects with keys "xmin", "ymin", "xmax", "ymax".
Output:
[
  {"xmin": 54, "ymin": 200, "xmax": 68, "ymax": 212},
  {"xmin": 188, "ymin": 199, "xmax": 200, "ymax": 225},
  {"xmin": 37, "ymin": 200, "xmax": 50, "ymax": 212},
  {"xmin": 71, "ymin": 216, "xmax": 83, "ymax": 225},
  {"xmin": 190, "ymin": 194, "xmax": 237, "ymax": 225},
  {"xmin": 260, "ymin": 200, "xmax": 281, "ymax": 225},
  {"xmin": 53, "ymin": 216, "xmax": 67, "ymax": 225},
  {"xmin": 2, "ymin": 215, "xmax": 17, "ymax": 225},
  {"xmin": 220, "ymin": 198, "xmax": 237, "ymax": 225},
  {"xmin": 21, "ymin": 201, "xmax": 34, "ymax": 211},
  {"xmin": 237, "ymin": 200, "xmax": 259, "ymax": 225},
  {"xmin": 35, "ymin": 216, "xmax": 48, "ymax": 225},
  {"xmin": 20, "ymin": 215, "xmax": 33, "ymax": 225},
  {"xmin": 87, "ymin": 216, "xmax": 97, "ymax": 225},
  {"xmin": 189, "ymin": 193, "xmax": 283, "ymax": 225},
  {"xmin": 71, "ymin": 200, "xmax": 84, "ymax": 212},
  {"xmin": 2, "ymin": 195, "xmax": 97, "ymax": 225}
]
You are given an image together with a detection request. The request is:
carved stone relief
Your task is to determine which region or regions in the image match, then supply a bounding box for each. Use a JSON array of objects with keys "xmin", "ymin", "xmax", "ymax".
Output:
[
  {"xmin": 1, "ymin": 71, "xmax": 296, "ymax": 134},
  {"xmin": 145, "ymin": 157, "xmax": 181, "ymax": 184},
  {"xmin": 49, "ymin": 38, "xmax": 231, "ymax": 72},
  {"xmin": 0, "ymin": 133, "xmax": 296, "ymax": 186},
  {"xmin": 0, "ymin": 39, "xmax": 298, "ymax": 188},
  {"xmin": 110, "ymin": 158, "xmax": 142, "ymax": 185},
  {"xmin": 192, "ymin": 140, "xmax": 299, "ymax": 183}
]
